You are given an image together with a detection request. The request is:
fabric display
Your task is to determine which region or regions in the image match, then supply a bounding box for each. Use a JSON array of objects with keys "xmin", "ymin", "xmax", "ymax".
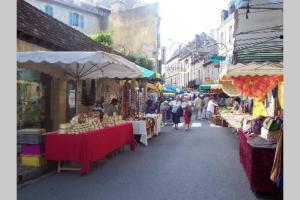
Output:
[
  {"xmin": 250, "ymin": 116, "xmax": 266, "ymax": 135},
  {"xmin": 247, "ymin": 135, "xmax": 277, "ymax": 149},
  {"xmin": 260, "ymin": 127, "xmax": 281, "ymax": 143},
  {"xmin": 263, "ymin": 117, "xmax": 281, "ymax": 131}
]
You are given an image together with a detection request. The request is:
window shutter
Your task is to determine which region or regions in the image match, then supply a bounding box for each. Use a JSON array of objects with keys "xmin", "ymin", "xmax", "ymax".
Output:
[
  {"xmin": 45, "ymin": 5, "xmax": 53, "ymax": 16},
  {"xmin": 79, "ymin": 15, "xmax": 84, "ymax": 28},
  {"xmin": 69, "ymin": 12, "xmax": 73, "ymax": 25},
  {"xmin": 49, "ymin": 6, "xmax": 53, "ymax": 16}
]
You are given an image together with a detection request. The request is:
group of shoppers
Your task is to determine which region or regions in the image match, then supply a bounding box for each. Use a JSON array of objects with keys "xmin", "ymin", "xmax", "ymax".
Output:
[{"xmin": 160, "ymin": 94, "xmax": 219, "ymax": 131}]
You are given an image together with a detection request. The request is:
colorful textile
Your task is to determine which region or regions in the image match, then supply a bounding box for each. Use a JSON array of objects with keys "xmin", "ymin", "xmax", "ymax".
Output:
[{"xmin": 45, "ymin": 123, "xmax": 135, "ymax": 175}]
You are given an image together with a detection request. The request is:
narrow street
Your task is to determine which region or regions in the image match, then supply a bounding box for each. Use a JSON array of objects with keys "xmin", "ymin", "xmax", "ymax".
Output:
[{"xmin": 18, "ymin": 119, "xmax": 264, "ymax": 200}]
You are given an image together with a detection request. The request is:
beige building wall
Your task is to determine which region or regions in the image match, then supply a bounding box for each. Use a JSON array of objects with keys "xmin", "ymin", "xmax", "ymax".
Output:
[
  {"xmin": 108, "ymin": 3, "xmax": 159, "ymax": 70},
  {"xmin": 24, "ymin": 0, "xmax": 104, "ymax": 35}
]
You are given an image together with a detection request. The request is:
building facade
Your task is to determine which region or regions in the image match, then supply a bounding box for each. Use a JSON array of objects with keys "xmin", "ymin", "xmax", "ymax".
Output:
[
  {"xmin": 24, "ymin": 0, "xmax": 111, "ymax": 35},
  {"xmin": 107, "ymin": 3, "xmax": 161, "ymax": 72},
  {"xmin": 165, "ymin": 33, "xmax": 220, "ymax": 89},
  {"xmin": 214, "ymin": 6, "xmax": 236, "ymax": 70},
  {"xmin": 18, "ymin": 0, "xmax": 110, "ymax": 131}
]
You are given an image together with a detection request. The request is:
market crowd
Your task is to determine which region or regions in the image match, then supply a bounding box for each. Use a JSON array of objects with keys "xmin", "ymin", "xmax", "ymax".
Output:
[{"xmin": 142, "ymin": 93, "xmax": 254, "ymax": 131}]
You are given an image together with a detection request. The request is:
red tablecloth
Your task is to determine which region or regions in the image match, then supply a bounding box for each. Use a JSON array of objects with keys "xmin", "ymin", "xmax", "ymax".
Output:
[
  {"xmin": 45, "ymin": 123, "xmax": 135, "ymax": 175},
  {"xmin": 239, "ymin": 130, "xmax": 278, "ymax": 194}
]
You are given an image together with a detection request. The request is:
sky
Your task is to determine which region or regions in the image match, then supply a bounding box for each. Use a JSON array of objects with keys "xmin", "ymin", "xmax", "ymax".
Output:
[{"xmin": 144, "ymin": 0, "xmax": 230, "ymax": 56}]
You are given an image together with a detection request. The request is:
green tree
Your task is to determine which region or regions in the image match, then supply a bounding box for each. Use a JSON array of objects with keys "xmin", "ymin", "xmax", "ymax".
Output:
[
  {"xmin": 126, "ymin": 53, "xmax": 154, "ymax": 70},
  {"xmin": 90, "ymin": 31, "xmax": 113, "ymax": 48}
]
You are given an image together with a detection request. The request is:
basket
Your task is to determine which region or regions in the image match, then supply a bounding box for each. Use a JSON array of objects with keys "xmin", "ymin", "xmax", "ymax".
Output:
[
  {"xmin": 21, "ymin": 155, "xmax": 47, "ymax": 167},
  {"xmin": 17, "ymin": 134, "xmax": 45, "ymax": 144},
  {"xmin": 21, "ymin": 144, "xmax": 45, "ymax": 155}
]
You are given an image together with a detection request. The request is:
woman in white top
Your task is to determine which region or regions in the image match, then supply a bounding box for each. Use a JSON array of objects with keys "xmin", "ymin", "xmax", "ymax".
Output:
[
  {"xmin": 169, "ymin": 95, "xmax": 181, "ymax": 130},
  {"xmin": 182, "ymin": 96, "xmax": 192, "ymax": 131}
]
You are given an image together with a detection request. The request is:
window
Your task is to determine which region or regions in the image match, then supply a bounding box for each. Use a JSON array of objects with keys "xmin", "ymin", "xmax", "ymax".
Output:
[
  {"xmin": 44, "ymin": 5, "xmax": 53, "ymax": 17},
  {"xmin": 69, "ymin": 12, "xmax": 84, "ymax": 28},
  {"xmin": 229, "ymin": 26, "xmax": 233, "ymax": 44}
]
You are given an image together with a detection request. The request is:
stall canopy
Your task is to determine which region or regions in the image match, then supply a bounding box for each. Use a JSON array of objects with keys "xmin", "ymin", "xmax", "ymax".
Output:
[
  {"xmin": 163, "ymin": 85, "xmax": 177, "ymax": 93},
  {"xmin": 199, "ymin": 84, "xmax": 222, "ymax": 93},
  {"xmin": 138, "ymin": 66, "xmax": 156, "ymax": 78},
  {"xmin": 17, "ymin": 51, "xmax": 144, "ymax": 80},
  {"xmin": 232, "ymin": 0, "xmax": 283, "ymax": 64},
  {"xmin": 219, "ymin": 62, "xmax": 283, "ymax": 80}
]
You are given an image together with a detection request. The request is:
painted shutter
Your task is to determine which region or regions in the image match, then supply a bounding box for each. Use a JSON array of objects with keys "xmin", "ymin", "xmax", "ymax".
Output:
[
  {"xmin": 48, "ymin": 6, "xmax": 53, "ymax": 16},
  {"xmin": 79, "ymin": 15, "xmax": 84, "ymax": 28},
  {"xmin": 45, "ymin": 5, "xmax": 53, "ymax": 16},
  {"xmin": 69, "ymin": 12, "xmax": 73, "ymax": 25}
]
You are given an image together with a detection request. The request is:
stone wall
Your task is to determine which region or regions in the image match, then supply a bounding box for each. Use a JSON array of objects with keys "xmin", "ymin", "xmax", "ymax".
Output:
[{"xmin": 108, "ymin": 3, "xmax": 159, "ymax": 70}]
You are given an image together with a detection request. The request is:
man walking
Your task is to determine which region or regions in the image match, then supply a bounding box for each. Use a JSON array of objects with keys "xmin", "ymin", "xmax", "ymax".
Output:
[
  {"xmin": 202, "ymin": 95, "xmax": 210, "ymax": 119},
  {"xmin": 194, "ymin": 95, "xmax": 203, "ymax": 120}
]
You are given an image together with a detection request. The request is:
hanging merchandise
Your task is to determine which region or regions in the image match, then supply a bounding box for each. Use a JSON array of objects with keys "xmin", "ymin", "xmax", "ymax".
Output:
[
  {"xmin": 252, "ymin": 98, "xmax": 268, "ymax": 117},
  {"xmin": 122, "ymin": 81, "xmax": 130, "ymax": 117},
  {"xmin": 89, "ymin": 79, "xmax": 96, "ymax": 105},
  {"xmin": 231, "ymin": 75, "xmax": 280, "ymax": 102},
  {"xmin": 220, "ymin": 80, "xmax": 241, "ymax": 97},
  {"xmin": 81, "ymin": 80, "xmax": 89, "ymax": 106},
  {"xmin": 278, "ymin": 82, "xmax": 284, "ymax": 109}
]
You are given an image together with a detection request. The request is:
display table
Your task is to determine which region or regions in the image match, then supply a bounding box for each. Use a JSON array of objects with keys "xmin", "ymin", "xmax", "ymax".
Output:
[
  {"xmin": 130, "ymin": 120, "xmax": 148, "ymax": 146},
  {"xmin": 239, "ymin": 130, "xmax": 278, "ymax": 194},
  {"xmin": 220, "ymin": 113, "xmax": 253, "ymax": 129},
  {"xmin": 45, "ymin": 123, "xmax": 135, "ymax": 175}
]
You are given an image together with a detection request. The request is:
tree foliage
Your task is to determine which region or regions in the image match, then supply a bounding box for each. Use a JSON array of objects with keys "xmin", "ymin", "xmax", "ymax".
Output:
[
  {"xmin": 90, "ymin": 31, "xmax": 113, "ymax": 48},
  {"xmin": 126, "ymin": 53, "xmax": 154, "ymax": 70}
]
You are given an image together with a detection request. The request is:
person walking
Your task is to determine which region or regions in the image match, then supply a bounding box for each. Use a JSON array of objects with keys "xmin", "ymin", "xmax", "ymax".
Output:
[
  {"xmin": 182, "ymin": 96, "xmax": 192, "ymax": 131},
  {"xmin": 169, "ymin": 95, "xmax": 182, "ymax": 130},
  {"xmin": 194, "ymin": 95, "xmax": 203, "ymax": 120},
  {"xmin": 207, "ymin": 96, "xmax": 218, "ymax": 122},
  {"xmin": 202, "ymin": 95, "xmax": 210, "ymax": 119},
  {"xmin": 160, "ymin": 100, "xmax": 170, "ymax": 126}
]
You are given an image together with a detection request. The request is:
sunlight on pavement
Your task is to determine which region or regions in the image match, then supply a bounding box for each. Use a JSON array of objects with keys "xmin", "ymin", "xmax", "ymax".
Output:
[
  {"xmin": 209, "ymin": 124, "xmax": 221, "ymax": 128},
  {"xmin": 191, "ymin": 123, "xmax": 202, "ymax": 127}
]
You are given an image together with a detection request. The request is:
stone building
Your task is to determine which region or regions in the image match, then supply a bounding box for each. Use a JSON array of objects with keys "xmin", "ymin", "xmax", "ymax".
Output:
[
  {"xmin": 165, "ymin": 33, "xmax": 219, "ymax": 89},
  {"xmin": 25, "ymin": 0, "xmax": 161, "ymax": 73},
  {"xmin": 24, "ymin": 0, "xmax": 111, "ymax": 35},
  {"xmin": 107, "ymin": 3, "xmax": 160, "ymax": 72},
  {"xmin": 17, "ymin": 0, "xmax": 114, "ymax": 131}
]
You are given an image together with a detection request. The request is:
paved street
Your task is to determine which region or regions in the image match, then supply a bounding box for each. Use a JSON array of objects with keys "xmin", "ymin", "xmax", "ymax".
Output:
[{"xmin": 18, "ymin": 119, "xmax": 276, "ymax": 200}]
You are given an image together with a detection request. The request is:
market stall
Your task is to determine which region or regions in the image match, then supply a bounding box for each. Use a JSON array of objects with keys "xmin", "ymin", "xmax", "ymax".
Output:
[
  {"xmin": 45, "ymin": 122, "xmax": 135, "ymax": 175},
  {"xmin": 17, "ymin": 51, "xmax": 143, "ymax": 174},
  {"xmin": 218, "ymin": 61, "xmax": 284, "ymax": 194}
]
